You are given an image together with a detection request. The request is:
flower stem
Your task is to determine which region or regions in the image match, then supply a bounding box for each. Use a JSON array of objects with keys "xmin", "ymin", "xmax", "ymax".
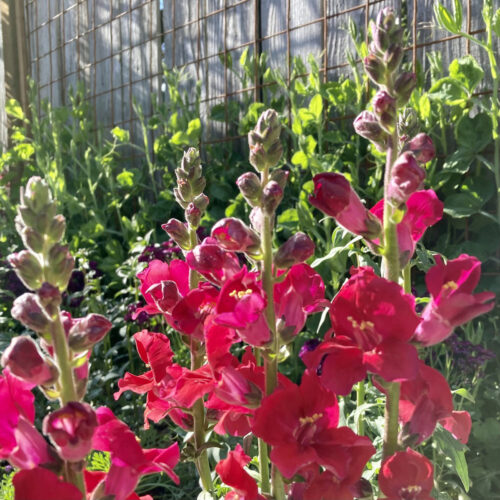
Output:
[
  {"xmin": 259, "ymin": 168, "xmax": 284, "ymax": 499},
  {"xmin": 381, "ymin": 128, "xmax": 401, "ymax": 460},
  {"xmin": 188, "ymin": 225, "xmax": 214, "ymax": 495},
  {"xmin": 356, "ymin": 381, "xmax": 365, "ymax": 436}
]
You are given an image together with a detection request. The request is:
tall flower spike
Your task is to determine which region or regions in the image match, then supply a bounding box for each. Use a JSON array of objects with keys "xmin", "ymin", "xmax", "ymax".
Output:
[{"xmin": 248, "ymin": 109, "xmax": 283, "ymax": 171}]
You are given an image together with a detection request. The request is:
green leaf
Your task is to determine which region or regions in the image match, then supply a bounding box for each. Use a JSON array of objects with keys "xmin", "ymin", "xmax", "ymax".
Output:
[
  {"xmin": 187, "ymin": 118, "xmax": 201, "ymax": 140},
  {"xmin": 453, "ymin": 387, "xmax": 475, "ymax": 403},
  {"xmin": 455, "ymin": 113, "xmax": 492, "ymax": 153},
  {"xmin": 441, "ymin": 150, "xmax": 474, "ymax": 174},
  {"xmin": 111, "ymin": 126, "xmax": 130, "ymax": 142},
  {"xmin": 277, "ymin": 208, "xmax": 299, "ymax": 226},
  {"xmin": 418, "ymin": 94, "xmax": 431, "ymax": 120},
  {"xmin": 449, "ymin": 55, "xmax": 484, "ymax": 92},
  {"xmin": 309, "ymin": 94, "xmax": 323, "ymax": 119},
  {"xmin": 428, "ymin": 77, "xmax": 467, "ymax": 105},
  {"xmin": 6, "ymin": 99, "xmax": 25, "ymax": 120},
  {"xmin": 169, "ymin": 130, "xmax": 189, "ymax": 146},
  {"xmin": 304, "ymin": 135, "xmax": 317, "ymax": 154},
  {"xmin": 312, "ymin": 235, "xmax": 362, "ymax": 268},
  {"xmin": 291, "ymin": 151, "xmax": 308, "ymax": 169},
  {"xmin": 493, "ymin": 8, "xmax": 500, "ymax": 37},
  {"xmin": 13, "ymin": 143, "xmax": 35, "ymax": 160},
  {"xmin": 239, "ymin": 47, "xmax": 249, "ymax": 68},
  {"xmin": 444, "ymin": 192, "xmax": 483, "ymax": 218},
  {"xmin": 116, "ymin": 170, "xmax": 134, "ymax": 188},
  {"xmin": 434, "ymin": 3, "xmax": 459, "ymax": 34}
]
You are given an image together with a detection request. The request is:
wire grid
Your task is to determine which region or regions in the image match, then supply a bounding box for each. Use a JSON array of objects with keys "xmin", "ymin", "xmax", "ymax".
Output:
[{"xmin": 23, "ymin": 0, "xmax": 494, "ymax": 149}]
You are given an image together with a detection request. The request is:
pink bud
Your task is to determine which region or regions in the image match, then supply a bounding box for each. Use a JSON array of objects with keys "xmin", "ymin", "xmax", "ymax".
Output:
[
  {"xmin": 11, "ymin": 293, "xmax": 50, "ymax": 333},
  {"xmin": 146, "ymin": 280, "xmax": 181, "ymax": 312},
  {"xmin": 353, "ymin": 111, "xmax": 388, "ymax": 151},
  {"xmin": 387, "ymin": 152, "xmax": 426, "ymax": 206},
  {"xmin": 372, "ymin": 90, "xmax": 396, "ymax": 133},
  {"xmin": 162, "ymin": 218, "xmax": 191, "ymax": 250},
  {"xmin": 274, "ymin": 232, "xmax": 315, "ymax": 268},
  {"xmin": 309, "ymin": 173, "xmax": 382, "ymax": 240},
  {"xmin": 43, "ymin": 402, "xmax": 97, "ymax": 462},
  {"xmin": 67, "ymin": 314, "xmax": 112, "ymax": 352},
  {"xmin": 262, "ymin": 180, "xmax": 283, "ymax": 214},
  {"xmin": 185, "ymin": 203, "xmax": 202, "ymax": 228},
  {"xmin": 237, "ymin": 172, "xmax": 262, "ymax": 206},
  {"xmin": 407, "ymin": 133, "xmax": 435, "ymax": 164},
  {"xmin": 1, "ymin": 336, "xmax": 58, "ymax": 386},
  {"xmin": 215, "ymin": 366, "xmax": 262, "ymax": 409},
  {"xmin": 211, "ymin": 218, "xmax": 261, "ymax": 254}
]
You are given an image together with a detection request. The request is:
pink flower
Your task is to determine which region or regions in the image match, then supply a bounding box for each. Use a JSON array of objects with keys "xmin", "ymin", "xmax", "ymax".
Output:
[
  {"xmin": 371, "ymin": 190, "xmax": 443, "ymax": 266},
  {"xmin": 414, "ymin": 254, "xmax": 495, "ymax": 346},
  {"xmin": 215, "ymin": 444, "xmax": 265, "ymax": 500},
  {"xmin": 303, "ymin": 267, "xmax": 420, "ymax": 394},
  {"xmin": 13, "ymin": 468, "xmax": 82, "ymax": 500},
  {"xmin": 215, "ymin": 268, "xmax": 271, "ymax": 346},
  {"xmin": 43, "ymin": 402, "xmax": 97, "ymax": 462},
  {"xmin": 309, "ymin": 173, "xmax": 382, "ymax": 240},
  {"xmin": 134, "ymin": 259, "xmax": 190, "ymax": 318},
  {"xmin": 92, "ymin": 407, "xmax": 179, "ymax": 500},
  {"xmin": 211, "ymin": 218, "xmax": 261, "ymax": 254},
  {"xmin": 407, "ymin": 133, "xmax": 435, "ymax": 164},
  {"xmin": 387, "ymin": 152, "xmax": 425, "ymax": 206},
  {"xmin": 379, "ymin": 448, "xmax": 434, "ymax": 500},
  {"xmin": 252, "ymin": 371, "xmax": 375, "ymax": 480}
]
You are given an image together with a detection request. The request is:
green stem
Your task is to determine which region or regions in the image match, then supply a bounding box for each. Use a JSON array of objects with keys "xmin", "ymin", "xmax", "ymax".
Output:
[
  {"xmin": 187, "ymin": 224, "xmax": 214, "ymax": 495},
  {"xmin": 258, "ymin": 168, "xmax": 284, "ymax": 499},
  {"xmin": 356, "ymin": 381, "xmax": 365, "ymax": 436},
  {"xmin": 381, "ymin": 128, "xmax": 401, "ymax": 460}
]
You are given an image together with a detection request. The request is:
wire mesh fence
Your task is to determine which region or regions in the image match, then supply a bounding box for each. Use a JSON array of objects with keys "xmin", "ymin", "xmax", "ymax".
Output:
[{"xmin": 21, "ymin": 0, "xmax": 498, "ymax": 149}]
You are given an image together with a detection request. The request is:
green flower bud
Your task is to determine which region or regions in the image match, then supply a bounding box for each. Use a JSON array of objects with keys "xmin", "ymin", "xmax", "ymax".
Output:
[
  {"xmin": 8, "ymin": 251, "xmax": 43, "ymax": 290},
  {"xmin": 47, "ymin": 215, "xmax": 66, "ymax": 243},
  {"xmin": 20, "ymin": 227, "xmax": 45, "ymax": 254},
  {"xmin": 162, "ymin": 219, "xmax": 191, "ymax": 250}
]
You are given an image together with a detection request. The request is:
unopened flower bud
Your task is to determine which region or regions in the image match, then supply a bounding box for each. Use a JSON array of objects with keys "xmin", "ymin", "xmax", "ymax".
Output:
[
  {"xmin": 211, "ymin": 217, "xmax": 261, "ymax": 254},
  {"xmin": 38, "ymin": 282, "xmax": 62, "ymax": 317},
  {"xmin": 372, "ymin": 91, "xmax": 397, "ymax": 133},
  {"xmin": 309, "ymin": 173, "xmax": 382, "ymax": 240},
  {"xmin": 387, "ymin": 152, "xmax": 426, "ymax": 206},
  {"xmin": 394, "ymin": 72, "xmax": 417, "ymax": 106},
  {"xmin": 350, "ymin": 478, "xmax": 373, "ymax": 499},
  {"xmin": 215, "ymin": 367, "xmax": 262, "ymax": 409},
  {"xmin": 11, "ymin": 293, "xmax": 50, "ymax": 333},
  {"xmin": 364, "ymin": 54, "xmax": 386, "ymax": 86},
  {"xmin": 270, "ymin": 168, "xmax": 290, "ymax": 190},
  {"xmin": 43, "ymin": 402, "xmax": 98, "ymax": 462},
  {"xmin": 249, "ymin": 207, "xmax": 266, "ymax": 234},
  {"xmin": 46, "ymin": 244, "xmax": 75, "ymax": 290},
  {"xmin": 177, "ymin": 178, "xmax": 192, "ymax": 201},
  {"xmin": 17, "ymin": 206, "xmax": 38, "ymax": 229},
  {"xmin": 8, "ymin": 251, "xmax": 43, "ymax": 290},
  {"xmin": 20, "ymin": 227, "xmax": 45, "ymax": 254},
  {"xmin": 22, "ymin": 177, "xmax": 52, "ymax": 213},
  {"xmin": 407, "ymin": 133, "xmax": 435, "ymax": 164},
  {"xmin": 162, "ymin": 219, "xmax": 191, "ymax": 250},
  {"xmin": 274, "ymin": 232, "xmax": 315, "ymax": 268},
  {"xmin": 1, "ymin": 336, "xmax": 58, "ymax": 386},
  {"xmin": 376, "ymin": 7, "xmax": 396, "ymax": 33},
  {"xmin": 185, "ymin": 203, "xmax": 202, "ymax": 228},
  {"xmin": 173, "ymin": 187, "xmax": 188, "ymax": 209},
  {"xmin": 146, "ymin": 280, "xmax": 181, "ymax": 312},
  {"xmin": 384, "ymin": 44, "xmax": 404, "ymax": 73},
  {"xmin": 237, "ymin": 172, "xmax": 262, "ymax": 207},
  {"xmin": 179, "ymin": 147, "xmax": 202, "ymax": 179},
  {"xmin": 193, "ymin": 193, "xmax": 209, "ymax": 212},
  {"xmin": 353, "ymin": 111, "xmax": 388, "ymax": 151},
  {"xmin": 249, "ymin": 109, "xmax": 283, "ymax": 171},
  {"xmin": 47, "ymin": 215, "xmax": 66, "ymax": 243},
  {"xmin": 68, "ymin": 314, "xmax": 112, "ymax": 352},
  {"xmin": 190, "ymin": 176, "xmax": 206, "ymax": 197},
  {"xmin": 262, "ymin": 181, "xmax": 283, "ymax": 215}
]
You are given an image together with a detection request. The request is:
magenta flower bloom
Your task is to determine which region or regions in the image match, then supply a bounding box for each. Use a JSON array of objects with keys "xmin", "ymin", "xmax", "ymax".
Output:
[
  {"xmin": 379, "ymin": 448, "xmax": 434, "ymax": 500},
  {"xmin": 13, "ymin": 468, "xmax": 82, "ymax": 500},
  {"xmin": 371, "ymin": 190, "xmax": 443, "ymax": 266},
  {"xmin": 134, "ymin": 259, "xmax": 190, "ymax": 318},
  {"xmin": 302, "ymin": 267, "xmax": 420, "ymax": 394},
  {"xmin": 252, "ymin": 371, "xmax": 375, "ymax": 480},
  {"xmin": 43, "ymin": 401, "xmax": 97, "ymax": 462},
  {"xmin": 309, "ymin": 173, "xmax": 382, "ymax": 240},
  {"xmin": 1, "ymin": 336, "xmax": 58, "ymax": 386},
  {"xmin": 414, "ymin": 254, "xmax": 495, "ymax": 346},
  {"xmin": 211, "ymin": 217, "xmax": 261, "ymax": 254},
  {"xmin": 92, "ymin": 407, "xmax": 180, "ymax": 500}
]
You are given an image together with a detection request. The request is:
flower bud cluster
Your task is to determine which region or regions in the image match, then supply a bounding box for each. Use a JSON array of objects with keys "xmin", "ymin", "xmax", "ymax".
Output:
[
  {"xmin": 248, "ymin": 109, "xmax": 283, "ymax": 172},
  {"xmin": 172, "ymin": 148, "xmax": 209, "ymax": 232}
]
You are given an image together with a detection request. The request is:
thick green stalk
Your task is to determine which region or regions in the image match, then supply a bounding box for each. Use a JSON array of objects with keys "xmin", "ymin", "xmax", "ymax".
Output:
[
  {"xmin": 259, "ymin": 169, "xmax": 285, "ymax": 499},
  {"xmin": 381, "ymin": 128, "xmax": 401, "ymax": 460},
  {"xmin": 356, "ymin": 381, "xmax": 365, "ymax": 436},
  {"xmin": 188, "ymin": 225, "xmax": 214, "ymax": 495}
]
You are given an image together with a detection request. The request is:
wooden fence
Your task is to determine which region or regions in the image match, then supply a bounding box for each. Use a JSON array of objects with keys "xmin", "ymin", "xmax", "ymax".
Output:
[{"xmin": 0, "ymin": 0, "xmax": 497, "ymax": 150}]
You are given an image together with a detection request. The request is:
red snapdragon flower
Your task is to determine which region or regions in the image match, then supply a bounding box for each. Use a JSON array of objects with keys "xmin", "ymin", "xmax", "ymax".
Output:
[
  {"xmin": 302, "ymin": 267, "xmax": 420, "ymax": 394},
  {"xmin": 92, "ymin": 407, "xmax": 179, "ymax": 500},
  {"xmin": 379, "ymin": 448, "xmax": 434, "ymax": 500},
  {"xmin": 12, "ymin": 467, "xmax": 82, "ymax": 500},
  {"xmin": 370, "ymin": 190, "xmax": 443, "ymax": 266},
  {"xmin": 0, "ymin": 369, "xmax": 53, "ymax": 470},
  {"xmin": 309, "ymin": 173, "xmax": 382, "ymax": 240},
  {"xmin": 252, "ymin": 371, "xmax": 375, "ymax": 480},
  {"xmin": 133, "ymin": 259, "xmax": 190, "ymax": 318},
  {"xmin": 215, "ymin": 444, "xmax": 265, "ymax": 500},
  {"xmin": 396, "ymin": 361, "xmax": 471, "ymax": 445},
  {"xmin": 274, "ymin": 264, "xmax": 329, "ymax": 341},
  {"xmin": 413, "ymin": 254, "xmax": 495, "ymax": 346},
  {"xmin": 215, "ymin": 268, "xmax": 271, "ymax": 346}
]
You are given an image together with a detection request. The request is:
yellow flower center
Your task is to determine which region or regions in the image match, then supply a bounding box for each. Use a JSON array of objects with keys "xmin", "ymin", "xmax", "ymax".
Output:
[
  {"xmin": 229, "ymin": 289, "xmax": 253, "ymax": 299},
  {"xmin": 347, "ymin": 316, "xmax": 374, "ymax": 331},
  {"xmin": 299, "ymin": 412, "xmax": 323, "ymax": 425},
  {"xmin": 442, "ymin": 280, "xmax": 458, "ymax": 291}
]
